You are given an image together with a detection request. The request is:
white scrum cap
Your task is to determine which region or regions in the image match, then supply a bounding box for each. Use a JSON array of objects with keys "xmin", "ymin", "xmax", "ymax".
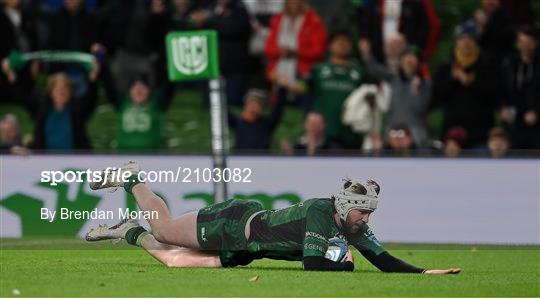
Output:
[{"xmin": 334, "ymin": 179, "xmax": 380, "ymax": 221}]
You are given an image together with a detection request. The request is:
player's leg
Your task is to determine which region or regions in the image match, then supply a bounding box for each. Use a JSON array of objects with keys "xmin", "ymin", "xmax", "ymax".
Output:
[
  {"xmin": 89, "ymin": 162, "xmax": 261, "ymax": 251},
  {"xmin": 85, "ymin": 219, "xmax": 220, "ymax": 267},
  {"xmin": 128, "ymin": 183, "xmax": 200, "ymax": 248},
  {"xmin": 90, "ymin": 161, "xmax": 201, "ymax": 249},
  {"xmin": 138, "ymin": 233, "xmax": 221, "ymax": 268}
]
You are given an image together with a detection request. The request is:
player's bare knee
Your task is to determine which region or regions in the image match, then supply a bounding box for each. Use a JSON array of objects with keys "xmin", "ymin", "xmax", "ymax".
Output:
[
  {"xmin": 152, "ymin": 230, "xmax": 169, "ymax": 244},
  {"xmin": 151, "ymin": 220, "xmax": 171, "ymax": 242},
  {"xmin": 164, "ymin": 256, "xmax": 191, "ymax": 268},
  {"xmin": 164, "ymin": 260, "xmax": 179, "ymax": 268}
]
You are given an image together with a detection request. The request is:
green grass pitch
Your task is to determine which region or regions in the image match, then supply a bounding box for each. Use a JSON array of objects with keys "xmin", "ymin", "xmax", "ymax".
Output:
[{"xmin": 1, "ymin": 239, "xmax": 538, "ymax": 297}]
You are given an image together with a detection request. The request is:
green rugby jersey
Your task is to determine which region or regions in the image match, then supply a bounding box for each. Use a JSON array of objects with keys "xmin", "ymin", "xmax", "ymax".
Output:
[
  {"xmin": 247, "ymin": 198, "xmax": 385, "ymax": 261},
  {"xmin": 117, "ymin": 96, "xmax": 162, "ymax": 150},
  {"xmin": 306, "ymin": 61, "xmax": 366, "ymax": 147}
]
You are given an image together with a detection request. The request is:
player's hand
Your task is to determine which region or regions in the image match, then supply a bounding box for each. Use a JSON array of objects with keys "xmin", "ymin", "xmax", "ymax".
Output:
[
  {"xmin": 423, "ymin": 268, "xmax": 461, "ymax": 274},
  {"xmin": 345, "ymin": 249, "xmax": 354, "ymax": 263}
]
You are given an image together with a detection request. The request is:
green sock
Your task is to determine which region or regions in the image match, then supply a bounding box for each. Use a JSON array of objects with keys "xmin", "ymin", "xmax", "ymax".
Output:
[
  {"xmin": 135, "ymin": 231, "xmax": 149, "ymax": 247},
  {"xmin": 124, "ymin": 174, "xmax": 143, "ymax": 194},
  {"xmin": 125, "ymin": 226, "xmax": 148, "ymax": 247}
]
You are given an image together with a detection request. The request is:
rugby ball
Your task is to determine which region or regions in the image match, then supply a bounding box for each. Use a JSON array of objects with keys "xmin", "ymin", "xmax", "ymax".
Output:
[{"xmin": 324, "ymin": 237, "xmax": 348, "ymax": 263}]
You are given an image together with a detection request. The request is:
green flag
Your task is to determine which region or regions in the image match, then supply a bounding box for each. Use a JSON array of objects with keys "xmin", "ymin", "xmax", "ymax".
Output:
[{"xmin": 165, "ymin": 30, "xmax": 220, "ymax": 81}]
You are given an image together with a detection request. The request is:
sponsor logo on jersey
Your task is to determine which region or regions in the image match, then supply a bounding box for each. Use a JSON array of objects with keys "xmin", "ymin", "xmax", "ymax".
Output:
[{"xmin": 305, "ymin": 231, "xmax": 326, "ymax": 241}]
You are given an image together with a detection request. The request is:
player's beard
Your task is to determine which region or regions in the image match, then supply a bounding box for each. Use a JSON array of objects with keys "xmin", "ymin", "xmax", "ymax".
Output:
[{"xmin": 344, "ymin": 219, "xmax": 363, "ymax": 234}]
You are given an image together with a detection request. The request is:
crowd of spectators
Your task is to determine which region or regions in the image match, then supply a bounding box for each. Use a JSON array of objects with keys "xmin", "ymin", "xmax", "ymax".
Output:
[{"xmin": 0, "ymin": 0, "xmax": 538, "ymax": 158}]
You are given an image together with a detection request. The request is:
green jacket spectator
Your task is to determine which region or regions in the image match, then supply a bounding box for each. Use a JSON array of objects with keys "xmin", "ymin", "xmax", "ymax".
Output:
[
  {"xmin": 110, "ymin": 76, "xmax": 172, "ymax": 151},
  {"xmin": 301, "ymin": 32, "xmax": 367, "ymax": 149}
]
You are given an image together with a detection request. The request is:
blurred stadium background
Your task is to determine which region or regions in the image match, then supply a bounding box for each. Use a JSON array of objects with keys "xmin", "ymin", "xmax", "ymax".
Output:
[{"xmin": 0, "ymin": 0, "xmax": 539, "ymax": 155}]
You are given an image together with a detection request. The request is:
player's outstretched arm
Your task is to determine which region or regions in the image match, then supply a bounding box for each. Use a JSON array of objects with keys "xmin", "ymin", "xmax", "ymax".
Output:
[
  {"xmin": 302, "ymin": 252, "xmax": 354, "ymax": 272},
  {"xmin": 360, "ymin": 250, "xmax": 424, "ymax": 273},
  {"xmin": 360, "ymin": 250, "xmax": 460, "ymax": 274},
  {"xmin": 423, "ymin": 268, "xmax": 461, "ymax": 274}
]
